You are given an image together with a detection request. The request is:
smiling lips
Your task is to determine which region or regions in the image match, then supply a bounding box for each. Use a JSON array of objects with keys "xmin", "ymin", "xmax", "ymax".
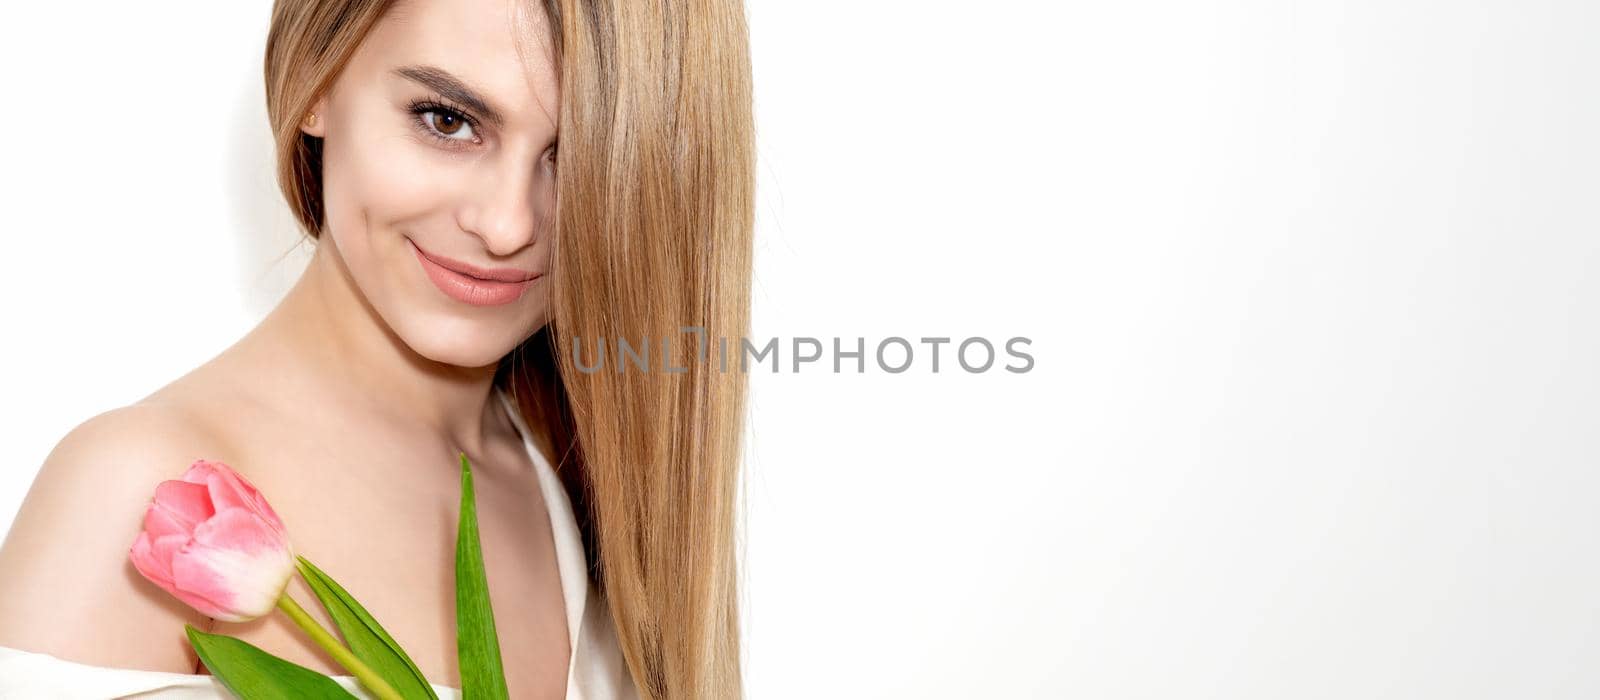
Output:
[{"xmin": 409, "ymin": 239, "xmax": 539, "ymax": 306}]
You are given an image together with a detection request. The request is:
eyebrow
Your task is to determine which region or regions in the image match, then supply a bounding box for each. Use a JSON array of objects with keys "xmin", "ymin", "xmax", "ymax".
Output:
[{"xmin": 390, "ymin": 64, "xmax": 504, "ymax": 128}]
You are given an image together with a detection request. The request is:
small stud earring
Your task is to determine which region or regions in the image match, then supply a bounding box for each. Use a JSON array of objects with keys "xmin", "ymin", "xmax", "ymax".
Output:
[{"xmin": 304, "ymin": 112, "xmax": 319, "ymax": 128}]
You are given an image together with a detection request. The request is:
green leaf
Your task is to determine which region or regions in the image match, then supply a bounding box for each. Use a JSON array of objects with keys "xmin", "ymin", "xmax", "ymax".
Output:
[
  {"xmin": 296, "ymin": 555, "xmax": 440, "ymax": 700},
  {"xmin": 456, "ymin": 452, "xmax": 510, "ymax": 699},
  {"xmin": 185, "ymin": 624, "xmax": 357, "ymax": 700}
]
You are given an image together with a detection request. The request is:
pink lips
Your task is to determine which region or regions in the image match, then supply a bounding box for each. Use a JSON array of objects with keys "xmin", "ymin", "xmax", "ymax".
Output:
[{"xmin": 410, "ymin": 239, "xmax": 538, "ymax": 306}]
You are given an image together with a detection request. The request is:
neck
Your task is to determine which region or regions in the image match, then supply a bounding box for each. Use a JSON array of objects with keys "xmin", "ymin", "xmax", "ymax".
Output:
[{"xmin": 243, "ymin": 238, "xmax": 507, "ymax": 455}]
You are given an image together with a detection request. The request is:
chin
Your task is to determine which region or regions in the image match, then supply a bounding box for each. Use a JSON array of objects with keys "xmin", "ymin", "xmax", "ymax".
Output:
[{"xmin": 390, "ymin": 309, "xmax": 544, "ymax": 370}]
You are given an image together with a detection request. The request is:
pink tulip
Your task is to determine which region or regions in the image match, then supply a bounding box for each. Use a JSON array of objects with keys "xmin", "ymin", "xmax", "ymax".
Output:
[{"xmin": 128, "ymin": 459, "xmax": 296, "ymax": 622}]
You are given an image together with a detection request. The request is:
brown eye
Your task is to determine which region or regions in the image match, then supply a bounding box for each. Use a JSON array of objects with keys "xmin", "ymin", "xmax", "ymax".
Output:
[
  {"xmin": 421, "ymin": 109, "xmax": 476, "ymax": 142},
  {"xmin": 433, "ymin": 112, "xmax": 462, "ymax": 134}
]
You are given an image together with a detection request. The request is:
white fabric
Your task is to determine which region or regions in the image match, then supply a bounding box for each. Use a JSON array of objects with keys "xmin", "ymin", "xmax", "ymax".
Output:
[{"xmin": 0, "ymin": 386, "xmax": 639, "ymax": 700}]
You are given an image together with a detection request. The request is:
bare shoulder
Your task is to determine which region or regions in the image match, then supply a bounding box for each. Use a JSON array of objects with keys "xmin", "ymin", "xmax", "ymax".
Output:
[{"xmin": 0, "ymin": 401, "xmax": 232, "ymax": 674}]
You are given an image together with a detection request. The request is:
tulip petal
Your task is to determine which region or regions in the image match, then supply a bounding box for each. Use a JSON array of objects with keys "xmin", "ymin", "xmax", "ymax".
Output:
[
  {"xmin": 143, "ymin": 503, "xmax": 191, "ymax": 541},
  {"xmin": 168, "ymin": 509, "xmax": 295, "ymax": 622},
  {"xmin": 148, "ymin": 480, "xmax": 213, "ymax": 537},
  {"xmin": 200, "ymin": 466, "xmax": 251, "ymax": 513},
  {"xmin": 150, "ymin": 533, "xmax": 189, "ymax": 582},
  {"xmin": 171, "ymin": 541, "xmax": 295, "ymax": 622},
  {"xmin": 179, "ymin": 459, "xmax": 217, "ymax": 486},
  {"xmin": 129, "ymin": 531, "xmax": 171, "ymax": 588},
  {"xmin": 194, "ymin": 507, "xmax": 290, "ymax": 555},
  {"xmin": 184, "ymin": 460, "xmax": 288, "ymax": 538},
  {"xmin": 130, "ymin": 531, "xmax": 200, "ymax": 593},
  {"xmin": 247, "ymin": 489, "xmax": 289, "ymax": 537},
  {"xmin": 164, "ymin": 555, "xmax": 239, "ymax": 621}
]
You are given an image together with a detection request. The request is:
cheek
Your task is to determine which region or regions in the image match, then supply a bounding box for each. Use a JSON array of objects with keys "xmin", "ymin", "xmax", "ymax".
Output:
[
  {"xmin": 326, "ymin": 134, "xmax": 438, "ymax": 224},
  {"xmin": 322, "ymin": 131, "xmax": 450, "ymax": 263}
]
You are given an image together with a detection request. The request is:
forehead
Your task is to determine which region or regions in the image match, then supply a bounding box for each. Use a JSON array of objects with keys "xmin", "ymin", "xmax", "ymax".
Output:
[{"xmin": 357, "ymin": 0, "xmax": 559, "ymax": 125}]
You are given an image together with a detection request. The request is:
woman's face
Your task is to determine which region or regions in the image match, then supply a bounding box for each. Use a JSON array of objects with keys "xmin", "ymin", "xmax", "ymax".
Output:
[{"xmin": 301, "ymin": 0, "xmax": 559, "ymax": 369}]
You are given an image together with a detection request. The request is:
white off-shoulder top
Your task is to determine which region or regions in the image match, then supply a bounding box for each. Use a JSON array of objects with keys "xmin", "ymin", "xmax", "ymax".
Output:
[{"xmin": 0, "ymin": 386, "xmax": 639, "ymax": 700}]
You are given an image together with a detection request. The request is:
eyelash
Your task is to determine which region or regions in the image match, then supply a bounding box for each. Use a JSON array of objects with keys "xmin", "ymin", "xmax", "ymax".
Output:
[
  {"xmin": 407, "ymin": 97, "xmax": 481, "ymax": 147},
  {"xmin": 404, "ymin": 96, "xmax": 559, "ymax": 166}
]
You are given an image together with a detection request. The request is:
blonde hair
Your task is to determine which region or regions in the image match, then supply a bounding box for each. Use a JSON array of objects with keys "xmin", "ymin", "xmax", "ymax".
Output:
[{"xmin": 264, "ymin": 0, "xmax": 754, "ymax": 697}]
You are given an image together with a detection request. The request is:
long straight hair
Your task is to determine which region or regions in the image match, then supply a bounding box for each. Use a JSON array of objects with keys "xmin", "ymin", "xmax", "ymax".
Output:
[{"xmin": 264, "ymin": 1, "xmax": 755, "ymax": 697}]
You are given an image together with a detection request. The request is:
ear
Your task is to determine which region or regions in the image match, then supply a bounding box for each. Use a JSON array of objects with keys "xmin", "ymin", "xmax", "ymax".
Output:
[{"xmin": 299, "ymin": 96, "xmax": 329, "ymax": 138}]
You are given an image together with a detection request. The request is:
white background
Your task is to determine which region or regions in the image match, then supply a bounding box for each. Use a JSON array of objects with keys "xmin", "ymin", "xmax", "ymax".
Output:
[{"xmin": 2, "ymin": 1, "xmax": 1597, "ymax": 698}]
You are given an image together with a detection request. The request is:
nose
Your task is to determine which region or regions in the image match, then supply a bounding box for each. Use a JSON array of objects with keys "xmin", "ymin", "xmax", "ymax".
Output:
[{"xmin": 456, "ymin": 152, "xmax": 551, "ymax": 256}]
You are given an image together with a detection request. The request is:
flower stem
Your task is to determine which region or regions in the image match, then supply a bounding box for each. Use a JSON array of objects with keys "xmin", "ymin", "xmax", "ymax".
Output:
[{"xmin": 276, "ymin": 593, "xmax": 403, "ymax": 700}]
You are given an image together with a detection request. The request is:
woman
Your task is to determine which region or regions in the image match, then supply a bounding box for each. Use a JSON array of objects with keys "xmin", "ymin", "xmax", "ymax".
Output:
[{"xmin": 0, "ymin": 0, "xmax": 754, "ymax": 697}]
